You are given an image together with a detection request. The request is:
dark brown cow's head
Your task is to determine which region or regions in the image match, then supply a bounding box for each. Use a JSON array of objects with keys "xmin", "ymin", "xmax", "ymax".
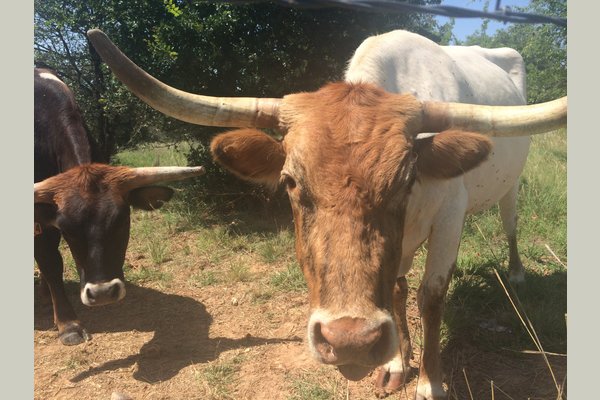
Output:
[
  {"xmin": 85, "ymin": 28, "xmax": 567, "ymax": 379},
  {"xmin": 34, "ymin": 163, "xmax": 205, "ymax": 307}
]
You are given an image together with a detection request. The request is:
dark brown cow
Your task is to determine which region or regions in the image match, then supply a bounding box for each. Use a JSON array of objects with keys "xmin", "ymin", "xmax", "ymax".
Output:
[
  {"xmin": 34, "ymin": 68, "xmax": 205, "ymax": 345},
  {"xmin": 86, "ymin": 29, "xmax": 566, "ymax": 399}
]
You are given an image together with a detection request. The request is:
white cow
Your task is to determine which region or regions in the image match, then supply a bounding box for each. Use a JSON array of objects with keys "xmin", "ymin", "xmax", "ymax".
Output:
[
  {"xmin": 87, "ymin": 29, "xmax": 566, "ymax": 400},
  {"xmin": 344, "ymin": 30, "xmax": 531, "ymax": 398}
]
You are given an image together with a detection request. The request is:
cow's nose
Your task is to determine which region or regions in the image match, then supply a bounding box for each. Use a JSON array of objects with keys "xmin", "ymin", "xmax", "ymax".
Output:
[
  {"xmin": 312, "ymin": 316, "xmax": 392, "ymax": 365},
  {"xmin": 81, "ymin": 279, "xmax": 126, "ymax": 306}
]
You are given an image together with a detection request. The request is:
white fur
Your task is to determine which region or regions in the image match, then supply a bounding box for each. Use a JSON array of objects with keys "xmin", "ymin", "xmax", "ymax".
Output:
[
  {"xmin": 346, "ymin": 30, "xmax": 530, "ymax": 286},
  {"xmin": 344, "ymin": 30, "xmax": 532, "ymax": 399},
  {"xmin": 38, "ymin": 72, "xmax": 63, "ymax": 83},
  {"xmin": 381, "ymin": 355, "xmax": 407, "ymax": 375},
  {"xmin": 416, "ymin": 381, "xmax": 446, "ymax": 400},
  {"xmin": 80, "ymin": 278, "xmax": 126, "ymax": 306}
]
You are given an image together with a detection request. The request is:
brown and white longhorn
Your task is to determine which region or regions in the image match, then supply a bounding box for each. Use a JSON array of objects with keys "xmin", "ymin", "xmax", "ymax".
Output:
[{"xmin": 88, "ymin": 28, "xmax": 566, "ymax": 399}]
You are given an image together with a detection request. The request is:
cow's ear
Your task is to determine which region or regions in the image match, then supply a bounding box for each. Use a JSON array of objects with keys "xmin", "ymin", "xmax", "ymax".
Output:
[
  {"xmin": 34, "ymin": 202, "xmax": 58, "ymax": 225},
  {"xmin": 127, "ymin": 186, "xmax": 174, "ymax": 211},
  {"xmin": 414, "ymin": 131, "xmax": 492, "ymax": 179},
  {"xmin": 211, "ymin": 129, "xmax": 285, "ymax": 188}
]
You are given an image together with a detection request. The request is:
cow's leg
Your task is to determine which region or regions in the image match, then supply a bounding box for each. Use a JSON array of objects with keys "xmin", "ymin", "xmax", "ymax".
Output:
[
  {"xmin": 499, "ymin": 183, "xmax": 525, "ymax": 284},
  {"xmin": 416, "ymin": 262, "xmax": 455, "ymax": 400},
  {"xmin": 37, "ymin": 272, "xmax": 52, "ymax": 304},
  {"xmin": 415, "ymin": 203, "xmax": 464, "ymax": 400},
  {"xmin": 34, "ymin": 228, "xmax": 90, "ymax": 345},
  {"xmin": 375, "ymin": 257, "xmax": 414, "ymax": 396}
]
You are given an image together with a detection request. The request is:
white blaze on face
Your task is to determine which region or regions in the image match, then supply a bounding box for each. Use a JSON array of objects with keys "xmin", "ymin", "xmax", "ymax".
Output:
[
  {"xmin": 39, "ymin": 72, "xmax": 64, "ymax": 83},
  {"xmin": 80, "ymin": 278, "xmax": 126, "ymax": 306}
]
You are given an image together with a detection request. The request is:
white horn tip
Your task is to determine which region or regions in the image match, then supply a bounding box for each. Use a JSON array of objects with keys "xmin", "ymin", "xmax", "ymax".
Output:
[
  {"xmin": 192, "ymin": 166, "xmax": 206, "ymax": 175},
  {"xmin": 416, "ymin": 132, "xmax": 438, "ymax": 140}
]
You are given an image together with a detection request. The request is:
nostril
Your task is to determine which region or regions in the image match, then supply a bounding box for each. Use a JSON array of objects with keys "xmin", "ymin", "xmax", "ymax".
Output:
[
  {"xmin": 108, "ymin": 283, "xmax": 119, "ymax": 299},
  {"xmin": 86, "ymin": 287, "xmax": 94, "ymax": 301},
  {"xmin": 313, "ymin": 322, "xmax": 337, "ymax": 363},
  {"xmin": 314, "ymin": 317, "xmax": 394, "ymax": 366}
]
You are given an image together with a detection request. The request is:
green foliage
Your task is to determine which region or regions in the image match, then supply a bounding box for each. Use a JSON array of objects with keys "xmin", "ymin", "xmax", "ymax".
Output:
[
  {"xmin": 34, "ymin": 0, "xmax": 179, "ymax": 160},
  {"xmin": 34, "ymin": 0, "xmax": 446, "ymax": 166},
  {"xmin": 463, "ymin": 0, "xmax": 566, "ymax": 103}
]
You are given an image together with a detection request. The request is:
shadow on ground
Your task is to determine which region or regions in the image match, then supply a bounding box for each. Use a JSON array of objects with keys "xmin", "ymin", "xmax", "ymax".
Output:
[
  {"xmin": 35, "ymin": 282, "xmax": 301, "ymax": 384},
  {"xmin": 440, "ymin": 265, "xmax": 567, "ymax": 399}
]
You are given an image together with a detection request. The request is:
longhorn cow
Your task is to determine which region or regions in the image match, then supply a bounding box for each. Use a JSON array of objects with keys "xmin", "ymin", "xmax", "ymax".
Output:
[
  {"xmin": 87, "ymin": 29, "xmax": 566, "ymax": 399},
  {"xmin": 34, "ymin": 68, "xmax": 205, "ymax": 345}
]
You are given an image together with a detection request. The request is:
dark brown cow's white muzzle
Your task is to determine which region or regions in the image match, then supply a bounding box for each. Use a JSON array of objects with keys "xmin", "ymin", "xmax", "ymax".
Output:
[
  {"xmin": 308, "ymin": 308, "xmax": 398, "ymax": 380},
  {"xmin": 80, "ymin": 279, "xmax": 126, "ymax": 307}
]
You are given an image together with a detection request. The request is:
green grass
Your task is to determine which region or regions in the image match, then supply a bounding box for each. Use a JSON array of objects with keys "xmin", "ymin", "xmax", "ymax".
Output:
[
  {"xmin": 112, "ymin": 142, "xmax": 190, "ymax": 167},
  {"xmin": 197, "ymin": 354, "xmax": 245, "ymax": 400},
  {"xmin": 59, "ymin": 240, "xmax": 79, "ymax": 282},
  {"xmin": 191, "ymin": 270, "xmax": 221, "ymax": 287},
  {"xmin": 288, "ymin": 370, "xmax": 345, "ymax": 400},
  {"xmin": 124, "ymin": 264, "xmax": 173, "ymax": 286},
  {"xmin": 147, "ymin": 237, "xmax": 170, "ymax": 265},
  {"xmin": 270, "ymin": 261, "xmax": 307, "ymax": 292},
  {"xmin": 196, "ymin": 225, "xmax": 259, "ymax": 265},
  {"xmin": 256, "ymin": 230, "xmax": 295, "ymax": 264},
  {"xmin": 250, "ymin": 285, "xmax": 275, "ymax": 304},
  {"xmin": 226, "ymin": 261, "xmax": 252, "ymax": 283},
  {"xmin": 60, "ymin": 353, "xmax": 90, "ymax": 372}
]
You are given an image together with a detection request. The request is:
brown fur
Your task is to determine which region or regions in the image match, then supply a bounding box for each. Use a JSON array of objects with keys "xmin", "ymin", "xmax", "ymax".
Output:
[
  {"xmin": 209, "ymin": 82, "xmax": 492, "ymax": 373},
  {"xmin": 37, "ymin": 164, "xmax": 135, "ymax": 208},
  {"xmin": 415, "ymin": 131, "xmax": 492, "ymax": 179},
  {"xmin": 211, "ymin": 129, "xmax": 285, "ymax": 189},
  {"xmin": 34, "ymin": 163, "xmax": 178, "ymax": 346},
  {"xmin": 416, "ymin": 262, "xmax": 457, "ymax": 394},
  {"xmin": 279, "ymin": 83, "xmax": 421, "ymax": 211},
  {"xmin": 210, "ymin": 83, "xmax": 490, "ymax": 313}
]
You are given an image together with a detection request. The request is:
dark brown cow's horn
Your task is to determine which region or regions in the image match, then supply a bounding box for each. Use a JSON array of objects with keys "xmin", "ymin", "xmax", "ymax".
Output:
[
  {"xmin": 419, "ymin": 96, "xmax": 567, "ymax": 137},
  {"xmin": 87, "ymin": 29, "xmax": 281, "ymax": 128},
  {"xmin": 34, "ymin": 166, "xmax": 206, "ymax": 202},
  {"xmin": 123, "ymin": 166, "xmax": 206, "ymax": 191}
]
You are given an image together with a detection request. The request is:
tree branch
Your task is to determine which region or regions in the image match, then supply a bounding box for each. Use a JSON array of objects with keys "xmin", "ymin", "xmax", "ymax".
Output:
[{"xmin": 55, "ymin": 28, "xmax": 95, "ymax": 94}]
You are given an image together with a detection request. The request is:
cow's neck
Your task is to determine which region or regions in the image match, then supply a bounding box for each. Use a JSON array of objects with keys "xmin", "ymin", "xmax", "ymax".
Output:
[{"xmin": 59, "ymin": 132, "xmax": 92, "ymax": 172}]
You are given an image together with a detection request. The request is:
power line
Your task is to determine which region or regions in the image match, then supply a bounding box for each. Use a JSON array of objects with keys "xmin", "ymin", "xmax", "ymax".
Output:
[{"xmin": 215, "ymin": 0, "xmax": 566, "ymax": 27}]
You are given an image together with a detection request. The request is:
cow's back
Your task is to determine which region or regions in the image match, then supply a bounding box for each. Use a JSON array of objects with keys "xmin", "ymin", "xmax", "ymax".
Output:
[
  {"xmin": 345, "ymin": 30, "xmax": 525, "ymax": 106},
  {"xmin": 344, "ymin": 30, "xmax": 532, "ymax": 247},
  {"xmin": 34, "ymin": 68, "xmax": 92, "ymax": 183}
]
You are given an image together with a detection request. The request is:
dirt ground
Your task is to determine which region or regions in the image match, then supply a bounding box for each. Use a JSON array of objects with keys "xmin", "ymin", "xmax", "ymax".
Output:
[{"xmin": 34, "ymin": 219, "xmax": 566, "ymax": 400}]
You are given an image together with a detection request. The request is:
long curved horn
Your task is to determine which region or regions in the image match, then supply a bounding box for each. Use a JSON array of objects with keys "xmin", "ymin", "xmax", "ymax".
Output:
[
  {"xmin": 87, "ymin": 29, "xmax": 281, "ymax": 128},
  {"xmin": 420, "ymin": 97, "xmax": 567, "ymax": 137},
  {"xmin": 123, "ymin": 166, "xmax": 206, "ymax": 191}
]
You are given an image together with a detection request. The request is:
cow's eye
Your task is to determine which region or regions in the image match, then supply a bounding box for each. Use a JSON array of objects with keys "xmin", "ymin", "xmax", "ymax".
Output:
[{"xmin": 280, "ymin": 173, "xmax": 297, "ymax": 190}]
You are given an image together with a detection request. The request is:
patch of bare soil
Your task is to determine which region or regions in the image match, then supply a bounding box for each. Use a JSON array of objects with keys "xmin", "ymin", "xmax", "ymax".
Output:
[{"xmin": 35, "ymin": 228, "xmax": 566, "ymax": 400}]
